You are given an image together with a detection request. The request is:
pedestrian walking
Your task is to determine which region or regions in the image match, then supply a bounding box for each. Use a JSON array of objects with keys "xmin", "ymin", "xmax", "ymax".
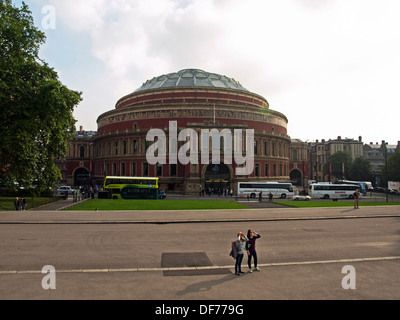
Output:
[
  {"xmin": 268, "ymin": 192, "xmax": 273, "ymax": 202},
  {"xmin": 20, "ymin": 196, "xmax": 26, "ymax": 211},
  {"xmin": 259, "ymin": 191, "xmax": 262, "ymax": 202},
  {"xmin": 14, "ymin": 197, "xmax": 20, "ymax": 211},
  {"xmin": 246, "ymin": 230, "xmax": 261, "ymax": 273},
  {"xmin": 234, "ymin": 232, "xmax": 248, "ymax": 276},
  {"xmin": 353, "ymin": 189, "xmax": 360, "ymax": 209}
]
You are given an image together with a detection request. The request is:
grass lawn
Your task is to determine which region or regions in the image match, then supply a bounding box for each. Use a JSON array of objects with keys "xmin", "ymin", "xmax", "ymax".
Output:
[
  {"xmin": 66, "ymin": 199, "xmax": 250, "ymax": 211},
  {"xmin": 0, "ymin": 197, "xmax": 61, "ymax": 211},
  {"xmin": 275, "ymin": 201, "xmax": 400, "ymax": 208}
]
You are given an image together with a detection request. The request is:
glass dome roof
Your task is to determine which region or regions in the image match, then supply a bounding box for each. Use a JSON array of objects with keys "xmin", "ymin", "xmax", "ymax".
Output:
[{"xmin": 134, "ymin": 69, "xmax": 248, "ymax": 93}]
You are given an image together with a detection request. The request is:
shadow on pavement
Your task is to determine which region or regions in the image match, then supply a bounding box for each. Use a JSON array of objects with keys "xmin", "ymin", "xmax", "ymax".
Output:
[{"xmin": 176, "ymin": 273, "xmax": 245, "ymax": 296}]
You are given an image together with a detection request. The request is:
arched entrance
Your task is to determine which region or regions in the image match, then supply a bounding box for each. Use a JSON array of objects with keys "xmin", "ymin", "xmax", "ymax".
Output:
[
  {"xmin": 290, "ymin": 169, "xmax": 303, "ymax": 186},
  {"xmin": 74, "ymin": 168, "xmax": 90, "ymax": 186},
  {"xmin": 204, "ymin": 163, "xmax": 231, "ymax": 194}
]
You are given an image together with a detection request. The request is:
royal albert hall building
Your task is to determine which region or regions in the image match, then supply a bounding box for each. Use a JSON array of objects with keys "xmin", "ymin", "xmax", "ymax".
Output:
[{"xmin": 63, "ymin": 69, "xmax": 293, "ymax": 194}]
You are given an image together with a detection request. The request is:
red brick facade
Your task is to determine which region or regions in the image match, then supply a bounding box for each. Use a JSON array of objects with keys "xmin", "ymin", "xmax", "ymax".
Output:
[{"xmin": 59, "ymin": 69, "xmax": 293, "ymax": 194}]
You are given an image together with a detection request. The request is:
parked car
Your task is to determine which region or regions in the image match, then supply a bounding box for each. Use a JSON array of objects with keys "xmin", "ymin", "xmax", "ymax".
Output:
[
  {"xmin": 158, "ymin": 190, "xmax": 167, "ymax": 199},
  {"xmin": 293, "ymin": 195, "xmax": 311, "ymax": 201},
  {"xmin": 57, "ymin": 186, "xmax": 75, "ymax": 194}
]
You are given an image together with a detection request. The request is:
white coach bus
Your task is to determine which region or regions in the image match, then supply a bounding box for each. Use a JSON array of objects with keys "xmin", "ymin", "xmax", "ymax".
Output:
[
  {"xmin": 237, "ymin": 182, "xmax": 294, "ymax": 199},
  {"xmin": 309, "ymin": 183, "xmax": 361, "ymax": 199}
]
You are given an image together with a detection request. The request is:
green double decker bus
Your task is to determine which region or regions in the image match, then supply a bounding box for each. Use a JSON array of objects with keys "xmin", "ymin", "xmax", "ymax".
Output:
[{"xmin": 103, "ymin": 176, "xmax": 159, "ymax": 200}]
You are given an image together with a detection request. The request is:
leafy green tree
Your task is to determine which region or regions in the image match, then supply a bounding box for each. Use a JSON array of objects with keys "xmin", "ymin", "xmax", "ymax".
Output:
[
  {"xmin": 348, "ymin": 156, "xmax": 374, "ymax": 182},
  {"xmin": 381, "ymin": 152, "xmax": 400, "ymax": 184},
  {"xmin": 323, "ymin": 151, "xmax": 352, "ymax": 180},
  {"xmin": 0, "ymin": 0, "xmax": 82, "ymax": 194}
]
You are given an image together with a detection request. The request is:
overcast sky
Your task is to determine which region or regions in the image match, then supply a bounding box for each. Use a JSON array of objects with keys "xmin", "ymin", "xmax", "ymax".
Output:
[{"xmin": 21, "ymin": 0, "xmax": 400, "ymax": 145}]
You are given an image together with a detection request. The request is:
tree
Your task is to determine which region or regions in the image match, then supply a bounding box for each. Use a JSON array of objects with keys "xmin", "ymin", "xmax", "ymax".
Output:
[
  {"xmin": 0, "ymin": 0, "xmax": 82, "ymax": 193},
  {"xmin": 348, "ymin": 156, "xmax": 374, "ymax": 182},
  {"xmin": 381, "ymin": 152, "xmax": 400, "ymax": 185},
  {"xmin": 323, "ymin": 151, "xmax": 352, "ymax": 180}
]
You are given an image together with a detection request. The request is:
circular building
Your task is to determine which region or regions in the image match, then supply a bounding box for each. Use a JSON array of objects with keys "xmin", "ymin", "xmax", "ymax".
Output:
[{"xmin": 93, "ymin": 69, "xmax": 291, "ymax": 194}]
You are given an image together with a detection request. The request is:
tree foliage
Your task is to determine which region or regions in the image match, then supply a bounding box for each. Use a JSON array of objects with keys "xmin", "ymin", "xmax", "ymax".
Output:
[
  {"xmin": 323, "ymin": 151, "xmax": 352, "ymax": 180},
  {"xmin": 324, "ymin": 151, "xmax": 375, "ymax": 182},
  {"xmin": 0, "ymin": 0, "xmax": 82, "ymax": 193},
  {"xmin": 381, "ymin": 152, "xmax": 400, "ymax": 184},
  {"xmin": 348, "ymin": 156, "xmax": 374, "ymax": 182}
]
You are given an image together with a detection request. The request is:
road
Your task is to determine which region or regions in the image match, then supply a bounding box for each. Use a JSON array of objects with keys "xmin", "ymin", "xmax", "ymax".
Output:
[{"xmin": 0, "ymin": 206, "xmax": 399, "ymax": 301}]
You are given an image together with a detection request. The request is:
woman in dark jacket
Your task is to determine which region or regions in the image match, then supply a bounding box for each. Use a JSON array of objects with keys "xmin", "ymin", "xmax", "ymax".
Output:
[{"xmin": 246, "ymin": 230, "xmax": 261, "ymax": 272}]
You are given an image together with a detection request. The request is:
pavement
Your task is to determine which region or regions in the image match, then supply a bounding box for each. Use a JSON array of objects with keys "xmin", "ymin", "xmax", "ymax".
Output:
[{"xmin": 1, "ymin": 202, "xmax": 400, "ymax": 301}]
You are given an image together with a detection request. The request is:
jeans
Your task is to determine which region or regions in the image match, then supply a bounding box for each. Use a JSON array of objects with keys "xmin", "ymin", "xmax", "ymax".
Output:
[
  {"xmin": 235, "ymin": 254, "xmax": 244, "ymax": 273},
  {"xmin": 248, "ymin": 250, "xmax": 258, "ymax": 269}
]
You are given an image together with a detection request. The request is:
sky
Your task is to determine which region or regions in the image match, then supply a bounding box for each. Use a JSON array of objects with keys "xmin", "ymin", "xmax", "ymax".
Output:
[{"xmin": 17, "ymin": 0, "xmax": 400, "ymax": 145}]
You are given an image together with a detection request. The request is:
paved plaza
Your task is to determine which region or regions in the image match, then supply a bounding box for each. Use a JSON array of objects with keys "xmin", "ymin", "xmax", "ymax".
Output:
[{"xmin": 1, "ymin": 204, "xmax": 400, "ymax": 301}]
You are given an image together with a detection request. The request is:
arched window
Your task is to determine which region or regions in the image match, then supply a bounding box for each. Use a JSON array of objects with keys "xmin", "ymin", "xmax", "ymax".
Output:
[
  {"xmin": 123, "ymin": 140, "xmax": 127, "ymax": 155},
  {"xmin": 264, "ymin": 141, "xmax": 268, "ymax": 156},
  {"xmin": 254, "ymin": 140, "xmax": 258, "ymax": 155},
  {"xmin": 293, "ymin": 149, "xmax": 298, "ymax": 160}
]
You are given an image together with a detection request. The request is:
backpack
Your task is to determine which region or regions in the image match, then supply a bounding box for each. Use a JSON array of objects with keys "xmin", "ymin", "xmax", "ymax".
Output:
[{"xmin": 229, "ymin": 241, "xmax": 238, "ymax": 259}]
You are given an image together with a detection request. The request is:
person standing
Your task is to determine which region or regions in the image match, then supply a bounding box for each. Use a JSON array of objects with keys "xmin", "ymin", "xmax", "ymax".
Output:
[
  {"xmin": 20, "ymin": 197, "xmax": 26, "ymax": 211},
  {"xmin": 353, "ymin": 189, "xmax": 360, "ymax": 209},
  {"xmin": 268, "ymin": 192, "xmax": 273, "ymax": 202},
  {"xmin": 14, "ymin": 197, "xmax": 20, "ymax": 211},
  {"xmin": 235, "ymin": 232, "xmax": 248, "ymax": 276},
  {"xmin": 247, "ymin": 230, "xmax": 261, "ymax": 273}
]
